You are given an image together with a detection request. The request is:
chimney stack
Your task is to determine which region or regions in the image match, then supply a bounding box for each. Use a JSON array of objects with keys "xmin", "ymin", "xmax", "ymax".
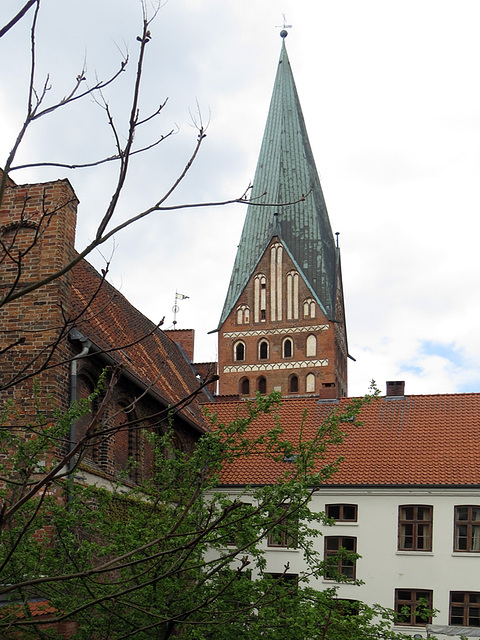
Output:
[{"xmin": 386, "ymin": 381, "xmax": 405, "ymax": 397}]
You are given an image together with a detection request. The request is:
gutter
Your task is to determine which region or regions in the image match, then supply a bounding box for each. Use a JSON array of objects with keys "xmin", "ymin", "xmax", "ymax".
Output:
[
  {"xmin": 68, "ymin": 329, "xmax": 206, "ymax": 435},
  {"xmin": 68, "ymin": 328, "xmax": 91, "ymax": 476}
]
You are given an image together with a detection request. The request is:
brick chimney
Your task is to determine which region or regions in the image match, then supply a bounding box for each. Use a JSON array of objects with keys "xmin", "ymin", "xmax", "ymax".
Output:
[{"xmin": 386, "ymin": 381, "xmax": 405, "ymax": 397}]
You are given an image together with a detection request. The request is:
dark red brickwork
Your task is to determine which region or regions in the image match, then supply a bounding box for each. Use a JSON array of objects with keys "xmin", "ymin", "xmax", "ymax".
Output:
[
  {"xmin": 0, "ymin": 174, "xmax": 206, "ymax": 487},
  {"xmin": 165, "ymin": 329, "xmax": 195, "ymax": 361},
  {"xmin": 218, "ymin": 238, "xmax": 347, "ymax": 399}
]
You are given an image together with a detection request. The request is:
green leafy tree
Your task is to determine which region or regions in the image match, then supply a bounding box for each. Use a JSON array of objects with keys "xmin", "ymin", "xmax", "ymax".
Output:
[{"xmin": 0, "ymin": 383, "xmax": 427, "ymax": 640}]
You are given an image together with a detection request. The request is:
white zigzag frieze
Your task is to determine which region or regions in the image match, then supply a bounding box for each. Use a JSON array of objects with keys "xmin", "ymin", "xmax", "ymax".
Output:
[
  {"xmin": 223, "ymin": 359, "xmax": 328, "ymax": 373},
  {"xmin": 223, "ymin": 324, "xmax": 329, "ymax": 339}
]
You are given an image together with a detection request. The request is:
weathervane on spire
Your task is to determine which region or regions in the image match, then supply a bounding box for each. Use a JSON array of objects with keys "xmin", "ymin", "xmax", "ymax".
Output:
[{"xmin": 276, "ymin": 13, "xmax": 292, "ymax": 38}]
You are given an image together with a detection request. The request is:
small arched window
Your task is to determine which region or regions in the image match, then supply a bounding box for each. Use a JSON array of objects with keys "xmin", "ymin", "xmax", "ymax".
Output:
[
  {"xmin": 234, "ymin": 341, "xmax": 245, "ymax": 362},
  {"xmin": 303, "ymin": 298, "xmax": 316, "ymax": 318},
  {"xmin": 289, "ymin": 374, "xmax": 299, "ymax": 394},
  {"xmin": 236, "ymin": 304, "xmax": 250, "ymax": 325},
  {"xmin": 283, "ymin": 338, "xmax": 293, "ymax": 358},
  {"xmin": 306, "ymin": 334, "xmax": 316, "ymax": 357},
  {"xmin": 254, "ymin": 274, "xmax": 267, "ymax": 323},
  {"xmin": 257, "ymin": 376, "xmax": 267, "ymax": 394},
  {"xmin": 286, "ymin": 271, "xmax": 299, "ymax": 320},
  {"xmin": 240, "ymin": 377, "xmax": 250, "ymax": 395},
  {"xmin": 306, "ymin": 373, "xmax": 315, "ymax": 393},
  {"xmin": 258, "ymin": 340, "xmax": 269, "ymax": 360}
]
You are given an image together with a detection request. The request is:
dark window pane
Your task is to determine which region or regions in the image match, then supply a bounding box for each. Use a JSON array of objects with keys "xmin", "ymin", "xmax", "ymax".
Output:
[
  {"xmin": 343, "ymin": 505, "xmax": 357, "ymax": 520},
  {"xmin": 326, "ymin": 505, "xmax": 340, "ymax": 520}
]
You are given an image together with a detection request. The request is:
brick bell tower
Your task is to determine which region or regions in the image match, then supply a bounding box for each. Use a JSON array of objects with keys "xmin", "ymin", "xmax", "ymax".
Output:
[{"xmin": 216, "ymin": 31, "xmax": 348, "ymax": 399}]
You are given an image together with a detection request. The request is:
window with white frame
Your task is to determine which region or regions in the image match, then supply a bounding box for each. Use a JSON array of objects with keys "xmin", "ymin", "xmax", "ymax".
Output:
[
  {"xmin": 258, "ymin": 339, "xmax": 269, "ymax": 360},
  {"xmin": 326, "ymin": 504, "xmax": 357, "ymax": 522},
  {"xmin": 282, "ymin": 337, "xmax": 293, "ymax": 358},
  {"xmin": 454, "ymin": 506, "xmax": 480, "ymax": 552},
  {"xmin": 234, "ymin": 341, "xmax": 246, "ymax": 362},
  {"xmin": 398, "ymin": 505, "xmax": 432, "ymax": 551},
  {"xmin": 324, "ymin": 536, "xmax": 356, "ymax": 580}
]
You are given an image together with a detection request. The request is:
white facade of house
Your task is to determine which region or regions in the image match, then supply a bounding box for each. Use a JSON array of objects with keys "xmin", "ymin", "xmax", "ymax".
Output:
[{"xmin": 215, "ymin": 486, "xmax": 480, "ymax": 638}]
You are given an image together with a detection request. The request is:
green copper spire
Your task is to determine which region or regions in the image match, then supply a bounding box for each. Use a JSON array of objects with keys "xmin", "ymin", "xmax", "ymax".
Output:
[{"xmin": 219, "ymin": 33, "xmax": 338, "ymax": 327}]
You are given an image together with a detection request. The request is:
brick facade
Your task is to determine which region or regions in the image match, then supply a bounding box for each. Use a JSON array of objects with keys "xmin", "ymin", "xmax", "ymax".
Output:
[
  {"xmin": 218, "ymin": 237, "xmax": 347, "ymax": 398},
  {"xmin": 0, "ymin": 174, "xmax": 205, "ymax": 489}
]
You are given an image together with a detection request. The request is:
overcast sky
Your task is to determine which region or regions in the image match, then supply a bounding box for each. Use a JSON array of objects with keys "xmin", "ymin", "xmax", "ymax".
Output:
[{"xmin": 1, "ymin": 0, "xmax": 480, "ymax": 397}]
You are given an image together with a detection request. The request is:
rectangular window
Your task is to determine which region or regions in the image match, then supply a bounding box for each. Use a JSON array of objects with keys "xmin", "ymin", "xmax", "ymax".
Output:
[
  {"xmin": 324, "ymin": 536, "xmax": 356, "ymax": 580},
  {"xmin": 395, "ymin": 589, "xmax": 433, "ymax": 626},
  {"xmin": 267, "ymin": 516, "xmax": 297, "ymax": 549},
  {"xmin": 454, "ymin": 506, "xmax": 480, "ymax": 552},
  {"xmin": 266, "ymin": 573, "xmax": 298, "ymax": 612},
  {"xmin": 450, "ymin": 592, "xmax": 480, "ymax": 627},
  {"xmin": 224, "ymin": 502, "xmax": 252, "ymax": 547},
  {"xmin": 326, "ymin": 504, "xmax": 358, "ymax": 522},
  {"xmin": 398, "ymin": 505, "xmax": 432, "ymax": 551}
]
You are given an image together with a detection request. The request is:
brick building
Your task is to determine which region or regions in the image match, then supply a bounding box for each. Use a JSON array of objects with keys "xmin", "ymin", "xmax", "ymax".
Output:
[
  {"xmin": 0, "ymin": 172, "xmax": 211, "ymax": 492},
  {"xmin": 216, "ymin": 31, "xmax": 348, "ymax": 400}
]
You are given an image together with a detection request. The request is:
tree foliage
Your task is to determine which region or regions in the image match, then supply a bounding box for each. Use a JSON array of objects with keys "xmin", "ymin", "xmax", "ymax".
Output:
[{"xmin": 0, "ymin": 385, "xmax": 423, "ymax": 640}]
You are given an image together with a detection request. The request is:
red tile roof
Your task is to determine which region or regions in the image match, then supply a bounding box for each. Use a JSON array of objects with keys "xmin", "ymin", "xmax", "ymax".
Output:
[
  {"xmin": 71, "ymin": 259, "xmax": 208, "ymax": 431},
  {"xmin": 203, "ymin": 394, "xmax": 480, "ymax": 486},
  {"xmin": 1, "ymin": 600, "xmax": 58, "ymax": 619}
]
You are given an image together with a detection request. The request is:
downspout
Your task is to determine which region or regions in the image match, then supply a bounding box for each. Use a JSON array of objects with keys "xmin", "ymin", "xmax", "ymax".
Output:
[{"xmin": 68, "ymin": 329, "xmax": 91, "ymax": 479}]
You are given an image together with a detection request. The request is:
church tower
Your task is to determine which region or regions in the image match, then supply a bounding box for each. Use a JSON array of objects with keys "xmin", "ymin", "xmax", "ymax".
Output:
[{"xmin": 217, "ymin": 32, "xmax": 348, "ymax": 399}]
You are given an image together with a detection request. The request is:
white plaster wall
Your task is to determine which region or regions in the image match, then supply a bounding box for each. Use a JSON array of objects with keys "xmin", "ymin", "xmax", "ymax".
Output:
[
  {"xmin": 212, "ymin": 487, "xmax": 480, "ymax": 638},
  {"xmin": 298, "ymin": 488, "xmax": 480, "ymax": 637}
]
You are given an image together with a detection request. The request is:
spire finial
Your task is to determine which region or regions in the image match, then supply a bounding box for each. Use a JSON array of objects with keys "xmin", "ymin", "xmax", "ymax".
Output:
[{"xmin": 276, "ymin": 13, "xmax": 292, "ymax": 38}]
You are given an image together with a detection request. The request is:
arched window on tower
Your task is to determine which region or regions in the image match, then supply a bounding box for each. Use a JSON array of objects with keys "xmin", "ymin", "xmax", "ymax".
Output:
[
  {"xmin": 283, "ymin": 337, "xmax": 293, "ymax": 358},
  {"xmin": 234, "ymin": 341, "xmax": 245, "ymax": 362},
  {"xmin": 258, "ymin": 339, "xmax": 269, "ymax": 360},
  {"xmin": 306, "ymin": 334, "xmax": 316, "ymax": 357},
  {"xmin": 254, "ymin": 274, "xmax": 267, "ymax": 323},
  {"xmin": 303, "ymin": 298, "xmax": 316, "ymax": 318},
  {"xmin": 306, "ymin": 373, "xmax": 315, "ymax": 393},
  {"xmin": 257, "ymin": 376, "xmax": 267, "ymax": 394},
  {"xmin": 236, "ymin": 304, "xmax": 250, "ymax": 325},
  {"xmin": 286, "ymin": 271, "xmax": 299, "ymax": 320},
  {"xmin": 289, "ymin": 374, "xmax": 299, "ymax": 394},
  {"xmin": 240, "ymin": 377, "xmax": 250, "ymax": 395}
]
